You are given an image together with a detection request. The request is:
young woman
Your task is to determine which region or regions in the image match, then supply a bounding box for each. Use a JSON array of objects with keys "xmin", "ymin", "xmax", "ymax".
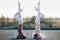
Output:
[
  {"xmin": 33, "ymin": 1, "xmax": 44, "ymax": 39},
  {"xmin": 14, "ymin": 0, "xmax": 27, "ymax": 39}
]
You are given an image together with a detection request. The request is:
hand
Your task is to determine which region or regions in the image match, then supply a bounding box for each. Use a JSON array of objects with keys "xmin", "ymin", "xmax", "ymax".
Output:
[
  {"xmin": 18, "ymin": 0, "xmax": 21, "ymax": 6},
  {"xmin": 37, "ymin": 1, "xmax": 40, "ymax": 5}
]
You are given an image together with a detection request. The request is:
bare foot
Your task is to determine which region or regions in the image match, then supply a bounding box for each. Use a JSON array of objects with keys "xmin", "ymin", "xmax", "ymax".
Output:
[
  {"xmin": 17, "ymin": 33, "xmax": 27, "ymax": 39},
  {"xmin": 33, "ymin": 33, "xmax": 42, "ymax": 39}
]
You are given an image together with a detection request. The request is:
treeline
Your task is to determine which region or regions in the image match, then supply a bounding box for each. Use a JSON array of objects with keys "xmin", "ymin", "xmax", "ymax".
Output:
[{"xmin": 0, "ymin": 15, "xmax": 60, "ymax": 28}]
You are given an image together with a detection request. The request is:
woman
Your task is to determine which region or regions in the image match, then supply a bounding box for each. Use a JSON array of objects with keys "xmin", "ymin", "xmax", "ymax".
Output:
[
  {"xmin": 33, "ymin": 1, "xmax": 44, "ymax": 39},
  {"xmin": 14, "ymin": 0, "xmax": 27, "ymax": 39}
]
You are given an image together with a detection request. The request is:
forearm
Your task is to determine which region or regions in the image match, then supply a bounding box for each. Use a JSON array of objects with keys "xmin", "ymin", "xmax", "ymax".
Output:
[
  {"xmin": 14, "ymin": 15, "xmax": 18, "ymax": 20},
  {"xmin": 40, "ymin": 13, "xmax": 44, "ymax": 18}
]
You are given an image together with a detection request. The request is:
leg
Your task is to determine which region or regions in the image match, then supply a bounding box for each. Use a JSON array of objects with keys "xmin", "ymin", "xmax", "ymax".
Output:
[
  {"xmin": 35, "ymin": 24, "xmax": 40, "ymax": 34},
  {"xmin": 17, "ymin": 25, "xmax": 27, "ymax": 39},
  {"xmin": 17, "ymin": 18, "xmax": 27, "ymax": 39},
  {"xmin": 18, "ymin": 25, "xmax": 22, "ymax": 34},
  {"xmin": 33, "ymin": 24, "xmax": 41, "ymax": 39}
]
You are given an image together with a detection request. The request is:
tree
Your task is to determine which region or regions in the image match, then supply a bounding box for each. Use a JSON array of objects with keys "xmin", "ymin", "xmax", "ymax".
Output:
[
  {"xmin": 0, "ymin": 15, "xmax": 5, "ymax": 27},
  {"xmin": 31, "ymin": 16, "xmax": 36, "ymax": 24}
]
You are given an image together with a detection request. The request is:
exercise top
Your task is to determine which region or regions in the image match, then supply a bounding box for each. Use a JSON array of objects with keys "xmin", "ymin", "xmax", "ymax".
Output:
[
  {"xmin": 14, "ymin": 0, "xmax": 23, "ymax": 25},
  {"xmin": 35, "ymin": 1, "xmax": 44, "ymax": 24}
]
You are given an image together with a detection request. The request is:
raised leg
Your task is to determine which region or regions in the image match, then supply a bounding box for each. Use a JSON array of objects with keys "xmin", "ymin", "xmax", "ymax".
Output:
[
  {"xmin": 33, "ymin": 24, "xmax": 41, "ymax": 39},
  {"xmin": 17, "ymin": 25, "xmax": 27, "ymax": 39}
]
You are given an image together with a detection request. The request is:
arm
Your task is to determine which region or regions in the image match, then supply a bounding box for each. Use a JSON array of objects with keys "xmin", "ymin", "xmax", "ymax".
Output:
[
  {"xmin": 35, "ymin": 1, "xmax": 40, "ymax": 11},
  {"xmin": 18, "ymin": 0, "xmax": 23, "ymax": 12},
  {"xmin": 18, "ymin": 0, "xmax": 20, "ymax": 12},
  {"xmin": 20, "ymin": 8, "xmax": 23, "ymax": 12},
  {"xmin": 14, "ymin": 13, "xmax": 19, "ymax": 19},
  {"xmin": 37, "ymin": 1, "xmax": 40, "ymax": 6},
  {"xmin": 40, "ymin": 13, "xmax": 44, "ymax": 18}
]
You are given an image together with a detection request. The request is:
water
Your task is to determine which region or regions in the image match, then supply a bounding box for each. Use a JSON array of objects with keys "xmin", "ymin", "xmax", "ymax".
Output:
[{"xmin": 0, "ymin": 30, "xmax": 60, "ymax": 40}]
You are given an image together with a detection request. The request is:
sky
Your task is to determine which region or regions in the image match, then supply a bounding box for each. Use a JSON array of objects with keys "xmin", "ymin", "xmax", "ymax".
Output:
[{"xmin": 0, "ymin": 0, "xmax": 60, "ymax": 18}]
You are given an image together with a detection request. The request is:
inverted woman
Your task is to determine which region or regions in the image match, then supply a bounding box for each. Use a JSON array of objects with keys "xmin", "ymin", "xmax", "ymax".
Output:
[
  {"xmin": 33, "ymin": 1, "xmax": 44, "ymax": 39},
  {"xmin": 14, "ymin": 0, "xmax": 27, "ymax": 39}
]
